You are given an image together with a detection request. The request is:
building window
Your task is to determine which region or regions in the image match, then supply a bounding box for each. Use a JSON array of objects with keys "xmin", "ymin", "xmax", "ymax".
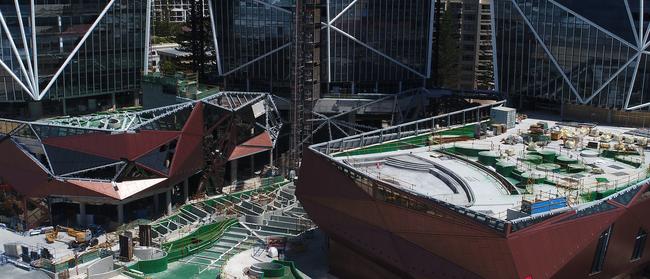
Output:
[
  {"xmin": 591, "ymin": 225, "xmax": 613, "ymax": 274},
  {"xmin": 631, "ymin": 228, "xmax": 647, "ymax": 261}
]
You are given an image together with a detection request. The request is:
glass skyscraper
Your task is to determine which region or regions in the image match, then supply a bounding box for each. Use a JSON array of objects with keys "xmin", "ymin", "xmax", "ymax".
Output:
[
  {"xmin": 0, "ymin": 1, "xmax": 148, "ymax": 112},
  {"xmin": 494, "ymin": 0, "xmax": 650, "ymax": 112},
  {"xmin": 209, "ymin": 0, "xmax": 435, "ymax": 94},
  {"xmin": 325, "ymin": 0, "xmax": 434, "ymax": 83},
  {"xmin": 210, "ymin": 0, "xmax": 294, "ymax": 87}
]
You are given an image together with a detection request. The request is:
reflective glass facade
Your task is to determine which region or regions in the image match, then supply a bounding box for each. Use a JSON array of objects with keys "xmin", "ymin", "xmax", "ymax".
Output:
[
  {"xmin": 153, "ymin": 0, "xmax": 209, "ymax": 23},
  {"xmin": 494, "ymin": 0, "xmax": 650, "ymax": 111},
  {"xmin": 326, "ymin": 0, "xmax": 434, "ymax": 82},
  {"xmin": 210, "ymin": 0, "xmax": 434, "ymax": 91},
  {"xmin": 0, "ymin": 0, "xmax": 148, "ymax": 102},
  {"xmin": 210, "ymin": 0, "xmax": 294, "ymax": 83}
]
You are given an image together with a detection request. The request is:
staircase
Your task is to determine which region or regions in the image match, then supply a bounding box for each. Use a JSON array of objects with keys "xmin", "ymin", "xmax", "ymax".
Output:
[
  {"xmin": 140, "ymin": 182, "xmax": 316, "ymax": 278},
  {"xmin": 178, "ymin": 223, "xmax": 259, "ymax": 270},
  {"xmin": 385, "ymin": 157, "xmax": 433, "ymax": 171}
]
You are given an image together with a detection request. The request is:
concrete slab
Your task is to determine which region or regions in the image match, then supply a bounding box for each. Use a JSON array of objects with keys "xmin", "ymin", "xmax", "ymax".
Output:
[{"xmin": 333, "ymin": 116, "xmax": 650, "ymax": 220}]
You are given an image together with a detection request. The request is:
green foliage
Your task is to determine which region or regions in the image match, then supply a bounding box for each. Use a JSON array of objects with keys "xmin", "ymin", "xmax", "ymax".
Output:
[
  {"xmin": 153, "ymin": 4, "xmax": 182, "ymax": 38},
  {"xmin": 0, "ymin": 192, "xmax": 23, "ymax": 217},
  {"xmin": 175, "ymin": 0, "xmax": 215, "ymax": 82},
  {"xmin": 161, "ymin": 60, "xmax": 177, "ymax": 75},
  {"xmin": 152, "ymin": 36, "xmax": 175, "ymax": 44}
]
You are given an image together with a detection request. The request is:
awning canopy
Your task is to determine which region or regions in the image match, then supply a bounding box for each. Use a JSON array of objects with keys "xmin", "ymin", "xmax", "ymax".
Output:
[{"xmin": 228, "ymin": 132, "xmax": 273, "ymax": 161}]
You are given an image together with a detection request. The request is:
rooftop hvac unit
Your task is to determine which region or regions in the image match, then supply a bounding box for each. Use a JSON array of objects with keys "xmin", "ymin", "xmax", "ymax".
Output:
[{"xmin": 3, "ymin": 243, "xmax": 21, "ymax": 258}]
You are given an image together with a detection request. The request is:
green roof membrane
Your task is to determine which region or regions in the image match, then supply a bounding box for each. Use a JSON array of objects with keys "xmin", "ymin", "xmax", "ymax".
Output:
[
  {"xmin": 556, "ymin": 155, "xmax": 578, "ymax": 165},
  {"xmin": 537, "ymin": 163, "xmax": 561, "ymax": 172}
]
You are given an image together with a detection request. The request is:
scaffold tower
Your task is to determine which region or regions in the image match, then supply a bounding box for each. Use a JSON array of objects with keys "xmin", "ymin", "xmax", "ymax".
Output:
[{"xmin": 290, "ymin": 0, "xmax": 322, "ymax": 169}]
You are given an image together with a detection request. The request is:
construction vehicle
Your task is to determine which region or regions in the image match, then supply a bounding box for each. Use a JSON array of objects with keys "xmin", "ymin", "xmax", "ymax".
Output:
[{"xmin": 45, "ymin": 226, "xmax": 93, "ymax": 245}]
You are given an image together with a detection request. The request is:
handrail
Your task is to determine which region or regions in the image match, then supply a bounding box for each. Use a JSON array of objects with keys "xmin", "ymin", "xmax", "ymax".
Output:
[
  {"xmin": 311, "ymin": 100, "xmax": 505, "ymax": 155},
  {"xmin": 439, "ymin": 149, "xmax": 519, "ymax": 195}
]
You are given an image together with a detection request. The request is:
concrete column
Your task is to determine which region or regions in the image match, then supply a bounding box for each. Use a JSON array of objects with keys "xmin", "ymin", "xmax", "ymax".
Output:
[
  {"xmin": 165, "ymin": 190, "xmax": 172, "ymax": 215},
  {"xmin": 111, "ymin": 92, "xmax": 117, "ymax": 110},
  {"xmin": 183, "ymin": 179, "xmax": 189, "ymax": 203},
  {"xmin": 62, "ymin": 99, "xmax": 67, "ymax": 116},
  {"xmin": 79, "ymin": 203, "xmax": 86, "ymax": 226},
  {"xmin": 230, "ymin": 159, "xmax": 238, "ymax": 185},
  {"xmin": 117, "ymin": 204, "xmax": 124, "ymax": 224},
  {"xmin": 134, "ymin": 92, "xmax": 141, "ymax": 107},
  {"xmin": 269, "ymin": 149, "xmax": 274, "ymax": 169}
]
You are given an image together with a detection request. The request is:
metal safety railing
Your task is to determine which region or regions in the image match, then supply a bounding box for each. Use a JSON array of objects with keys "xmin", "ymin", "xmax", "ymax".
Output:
[{"xmin": 311, "ymin": 100, "xmax": 505, "ymax": 156}]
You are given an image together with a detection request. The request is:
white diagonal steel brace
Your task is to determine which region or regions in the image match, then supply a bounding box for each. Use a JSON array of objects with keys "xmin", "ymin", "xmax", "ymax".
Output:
[
  {"xmin": 0, "ymin": 59, "xmax": 33, "ymax": 94},
  {"xmin": 330, "ymin": 121, "xmax": 350, "ymax": 137},
  {"xmin": 29, "ymin": 123, "xmax": 55, "ymax": 175},
  {"xmin": 548, "ymin": 0, "xmax": 637, "ymax": 51},
  {"xmin": 329, "ymin": 0, "xmax": 359, "ymax": 24},
  {"xmin": 39, "ymin": 0, "xmax": 117, "ymax": 100},
  {"xmin": 641, "ymin": 0, "xmax": 644, "ymax": 49},
  {"xmin": 625, "ymin": 102, "xmax": 650, "ymax": 110},
  {"xmin": 0, "ymin": 9, "xmax": 35, "ymax": 95},
  {"xmin": 623, "ymin": 53, "xmax": 642, "ymax": 109},
  {"xmin": 510, "ymin": 0, "xmax": 582, "ymax": 103},
  {"xmin": 642, "ymin": 39, "xmax": 650, "ymax": 50},
  {"xmin": 13, "ymin": 1, "xmax": 37, "ymax": 91},
  {"xmin": 144, "ymin": 0, "xmax": 152, "ymax": 74},
  {"xmin": 326, "ymin": 0, "xmax": 331, "ymax": 82},
  {"xmin": 221, "ymin": 42, "xmax": 292, "ymax": 76},
  {"xmin": 329, "ymin": 25, "xmax": 427, "ymax": 78},
  {"xmin": 10, "ymin": 138, "xmax": 50, "ymax": 174},
  {"xmin": 252, "ymin": 0, "xmax": 292, "ymax": 14},
  {"xmin": 642, "ymin": 2, "xmax": 650, "ymax": 45},
  {"xmin": 583, "ymin": 51, "xmax": 642, "ymax": 104},
  {"xmin": 59, "ymin": 161, "xmax": 124, "ymax": 178},
  {"xmin": 31, "ymin": 0, "xmax": 38, "ymax": 94},
  {"xmin": 208, "ymin": 0, "xmax": 223, "ymax": 75},
  {"xmin": 641, "ymin": 15, "xmax": 650, "ymax": 50},
  {"xmin": 643, "ymin": 23, "xmax": 650, "ymax": 47},
  {"xmin": 624, "ymin": 0, "xmax": 640, "ymax": 47}
]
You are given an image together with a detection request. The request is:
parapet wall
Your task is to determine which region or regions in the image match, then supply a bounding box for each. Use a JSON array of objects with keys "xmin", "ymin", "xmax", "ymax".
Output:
[
  {"xmin": 85, "ymin": 256, "xmax": 125, "ymax": 279},
  {"xmin": 563, "ymin": 103, "xmax": 650, "ymax": 127}
]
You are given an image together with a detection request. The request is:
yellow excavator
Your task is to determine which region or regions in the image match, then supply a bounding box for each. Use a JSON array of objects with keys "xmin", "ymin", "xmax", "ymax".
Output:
[{"xmin": 45, "ymin": 226, "xmax": 92, "ymax": 244}]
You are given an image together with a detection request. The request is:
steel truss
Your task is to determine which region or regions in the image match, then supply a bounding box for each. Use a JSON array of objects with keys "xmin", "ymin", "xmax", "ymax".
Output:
[{"xmin": 0, "ymin": 91, "xmax": 282, "ymax": 184}]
